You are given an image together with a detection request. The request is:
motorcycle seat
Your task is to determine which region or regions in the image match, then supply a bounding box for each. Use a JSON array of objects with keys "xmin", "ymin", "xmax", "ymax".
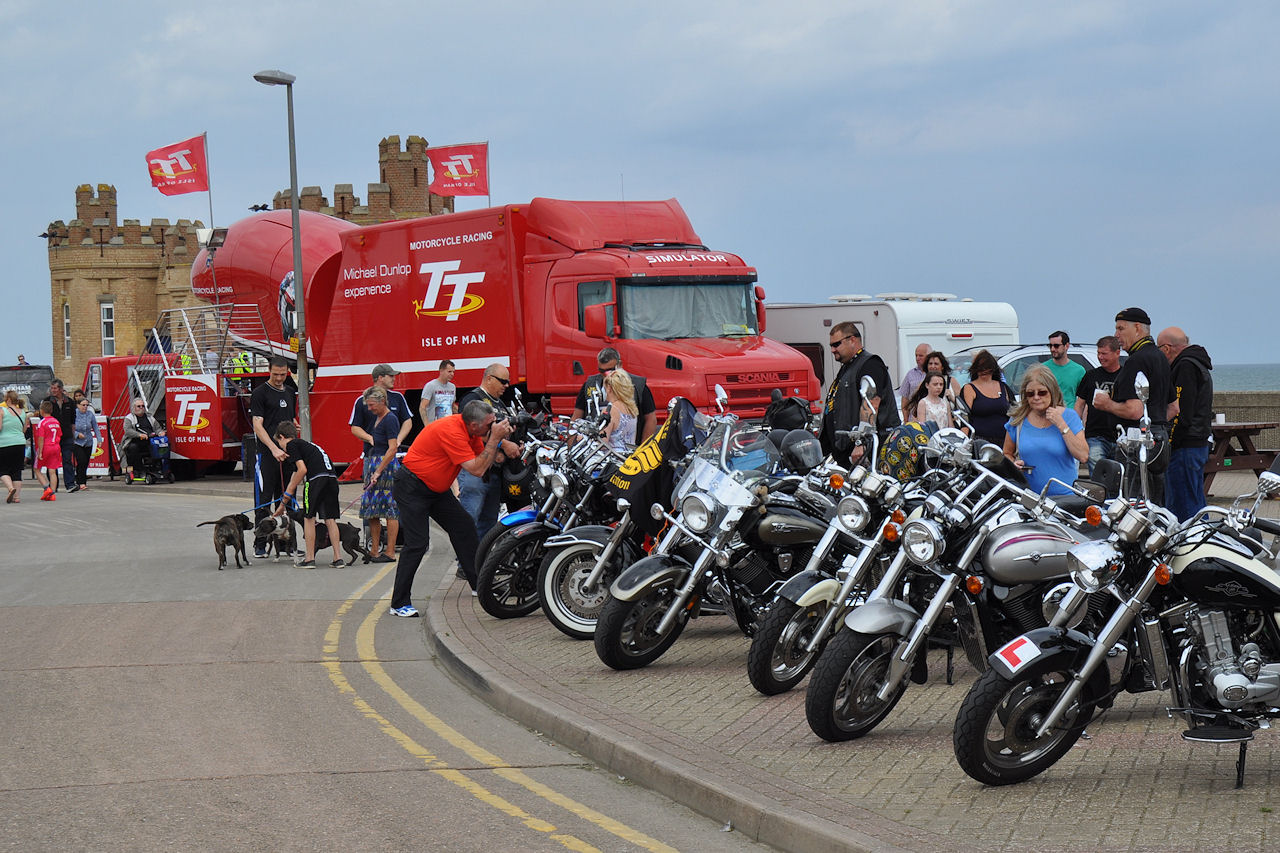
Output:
[{"xmin": 1053, "ymin": 494, "xmax": 1103, "ymax": 518}]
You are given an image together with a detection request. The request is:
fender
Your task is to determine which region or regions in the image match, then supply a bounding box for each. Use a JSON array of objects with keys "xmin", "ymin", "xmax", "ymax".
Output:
[
  {"xmin": 507, "ymin": 519, "xmax": 561, "ymax": 541},
  {"xmin": 610, "ymin": 553, "xmax": 690, "ymax": 602},
  {"xmin": 544, "ymin": 524, "xmax": 614, "ymax": 551},
  {"xmin": 987, "ymin": 627, "xmax": 1112, "ymax": 704},
  {"xmin": 498, "ymin": 508, "xmax": 540, "ymax": 528},
  {"xmin": 775, "ymin": 569, "xmax": 833, "ymax": 605},
  {"xmin": 843, "ymin": 598, "xmax": 920, "ymax": 638}
]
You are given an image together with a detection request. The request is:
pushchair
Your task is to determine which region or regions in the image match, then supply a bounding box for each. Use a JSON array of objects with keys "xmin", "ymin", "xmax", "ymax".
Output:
[{"xmin": 126, "ymin": 435, "xmax": 174, "ymax": 484}]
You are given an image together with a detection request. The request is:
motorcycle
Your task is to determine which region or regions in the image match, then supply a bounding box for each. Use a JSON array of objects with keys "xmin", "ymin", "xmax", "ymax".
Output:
[
  {"xmin": 594, "ymin": 396, "xmax": 829, "ymax": 670},
  {"xmin": 747, "ymin": 376, "xmax": 912, "ymax": 695},
  {"xmin": 804, "ymin": 428, "xmax": 1113, "ymax": 741},
  {"xmin": 476, "ymin": 412, "xmax": 620, "ymax": 618},
  {"xmin": 953, "ymin": 376, "xmax": 1280, "ymax": 787}
]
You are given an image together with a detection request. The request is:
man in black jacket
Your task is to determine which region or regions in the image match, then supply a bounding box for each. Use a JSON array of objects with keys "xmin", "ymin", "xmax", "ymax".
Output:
[
  {"xmin": 820, "ymin": 322, "xmax": 900, "ymax": 468},
  {"xmin": 1159, "ymin": 326, "xmax": 1213, "ymax": 521},
  {"xmin": 1093, "ymin": 307, "xmax": 1172, "ymax": 504}
]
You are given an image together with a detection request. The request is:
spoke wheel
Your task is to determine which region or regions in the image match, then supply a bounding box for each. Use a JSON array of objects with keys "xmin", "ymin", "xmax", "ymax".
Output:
[
  {"xmin": 594, "ymin": 584, "xmax": 687, "ymax": 670},
  {"xmin": 746, "ymin": 599, "xmax": 830, "ymax": 695},
  {"xmin": 954, "ymin": 658, "xmax": 1092, "ymax": 786},
  {"xmin": 475, "ymin": 530, "xmax": 546, "ymax": 618},
  {"xmin": 805, "ymin": 630, "xmax": 906, "ymax": 741}
]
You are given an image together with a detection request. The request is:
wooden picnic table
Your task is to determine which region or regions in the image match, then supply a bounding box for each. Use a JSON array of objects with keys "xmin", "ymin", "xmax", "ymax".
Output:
[{"xmin": 1203, "ymin": 421, "xmax": 1280, "ymax": 495}]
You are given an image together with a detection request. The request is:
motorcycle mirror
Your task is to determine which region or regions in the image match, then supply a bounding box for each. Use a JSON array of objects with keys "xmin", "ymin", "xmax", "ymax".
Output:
[
  {"xmin": 976, "ymin": 441, "xmax": 1004, "ymax": 467},
  {"xmin": 859, "ymin": 375, "xmax": 876, "ymax": 400},
  {"xmin": 1134, "ymin": 371, "xmax": 1149, "ymax": 403},
  {"xmin": 714, "ymin": 383, "xmax": 729, "ymax": 411}
]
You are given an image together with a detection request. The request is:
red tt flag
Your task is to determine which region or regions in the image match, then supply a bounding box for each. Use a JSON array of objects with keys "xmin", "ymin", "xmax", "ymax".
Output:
[
  {"xmin": 145, "ymin": 134, "xmax": 210, "ymax": 196},
  {"xmin": 427, "ymin": 142, "xmax": 489, "ymax": 196}
]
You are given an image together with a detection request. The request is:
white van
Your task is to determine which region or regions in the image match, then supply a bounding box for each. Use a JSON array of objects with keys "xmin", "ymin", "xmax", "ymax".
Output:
[{"xmin": 764, "ymin": 294, "xmax": 1020, "ymax": 389}]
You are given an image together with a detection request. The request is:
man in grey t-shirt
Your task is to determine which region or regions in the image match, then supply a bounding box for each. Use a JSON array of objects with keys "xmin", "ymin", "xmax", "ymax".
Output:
[{"xmin": 419, "ymin": 359, "xmax": 457, "ymax": 424}]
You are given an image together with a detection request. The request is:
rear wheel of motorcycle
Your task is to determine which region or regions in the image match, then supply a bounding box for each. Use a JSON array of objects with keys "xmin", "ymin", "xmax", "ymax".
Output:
[
  {"xmin": 805, "ymin": 630, "xmax": 906, "ymax": 741},
  {"xmin": 953, "ymin": 658, "xmax": 1093, "ymax": 786},
  {"xmin": 475, "ymin": 530, "xmax": 545, "ymax": 619},
  {"xmin": 539, "ymin": 541, "xmax": 613, "ymax": 640},
  {"xmin": 594, "ymin": 584, "xmax": 687, "ymax": 670},
  {"xmin": 746, "ymin": 599, "xmax": 829, "ymax": 695}
]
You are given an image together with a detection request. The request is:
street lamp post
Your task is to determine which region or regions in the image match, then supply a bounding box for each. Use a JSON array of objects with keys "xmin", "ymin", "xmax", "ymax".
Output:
[{"xmin": 253, "ymin": 68, "xmax": 311, "ymax": 440}]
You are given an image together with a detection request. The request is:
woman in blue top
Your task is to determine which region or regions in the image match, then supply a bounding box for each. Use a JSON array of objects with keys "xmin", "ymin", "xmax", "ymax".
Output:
[{"xmin": 1004, "ymin": 365, "xmax": 1088, "ymax": 495}]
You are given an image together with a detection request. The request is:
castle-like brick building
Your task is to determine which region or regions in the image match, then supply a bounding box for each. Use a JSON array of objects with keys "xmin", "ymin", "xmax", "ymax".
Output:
[{"xmin": 44, "ymin": 135, "xmax": 453, "ymax": 386}]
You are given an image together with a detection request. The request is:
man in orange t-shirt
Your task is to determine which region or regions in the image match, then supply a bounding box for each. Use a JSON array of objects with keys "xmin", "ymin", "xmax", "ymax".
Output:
[{"xmin": 389, "ymin": 400, "xmax": 513, "ymax": 617}]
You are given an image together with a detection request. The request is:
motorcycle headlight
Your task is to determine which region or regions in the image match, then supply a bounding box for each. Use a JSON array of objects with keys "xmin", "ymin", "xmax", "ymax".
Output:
[
  {"xmin": 901, "ymin": 519, "xmax": 945, "ymax": 565},
  {"xmin": 681, "ymin": 493, "xmax": 716, "ymax": 533},
  {"xmin": 1067, "ymin": 540, "xmax": 1123, "ymax": 593},
  {"xmin": 549, "ymin": 471, "xmax": 569, "ymax": 499},
  {"xmin": 836, "ymin": 495, "xmax": 871, "ymax": 534}
]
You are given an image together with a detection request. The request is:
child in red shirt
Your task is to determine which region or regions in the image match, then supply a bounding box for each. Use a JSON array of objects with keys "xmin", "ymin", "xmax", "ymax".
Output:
[{"xmin": 34, "ymin": 400, "xmax": 62, "ymax": 501}]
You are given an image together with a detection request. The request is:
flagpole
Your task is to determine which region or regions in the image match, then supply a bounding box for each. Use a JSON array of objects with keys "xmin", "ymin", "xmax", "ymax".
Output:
[
  {"xmin": 485, "ymin": 139, "xmax": 491, "ymax": 208},
  {"xmin": 203, "ymin": 132, "xmax": 221, "ymax": 308}
]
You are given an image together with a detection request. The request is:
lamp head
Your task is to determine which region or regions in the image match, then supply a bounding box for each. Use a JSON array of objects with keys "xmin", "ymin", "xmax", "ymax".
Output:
[{"xmin": 253, "ymin": 69, "xmax": 296, "ymax": 86}]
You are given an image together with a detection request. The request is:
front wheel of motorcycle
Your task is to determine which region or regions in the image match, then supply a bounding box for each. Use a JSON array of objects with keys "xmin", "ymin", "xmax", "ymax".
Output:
[
  {"xmin": 746, "ymin": 599, "xmax": 830, "ymax": 696},
  {"xmin": 805, "ymin": 630, "xmax": 906, "ymax": 741},
  {"xmin": 594, "ymin": 584, "xmax": 688, "ymax": 670},
  {"xmin": 475, "ymin": 529, "xmax": 546, "ymax": 619},
  {"xmin": 953, "ymin": 657, "xmax": 1093, "ymax": 786},
  {"xmin": 539, "ymin": 541, "xmax": 616, "ymax": 640}
]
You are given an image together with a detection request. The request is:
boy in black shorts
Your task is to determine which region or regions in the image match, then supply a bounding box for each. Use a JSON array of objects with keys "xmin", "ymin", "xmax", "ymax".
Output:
[{"xmin": 272, "ymin": 423, "xmax": 344, "ymax": 568}]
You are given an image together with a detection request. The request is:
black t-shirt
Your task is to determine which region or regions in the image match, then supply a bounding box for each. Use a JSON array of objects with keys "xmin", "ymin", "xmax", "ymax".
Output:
[
  {"xmin": 1111, "ymin": 337, "xmax": 1172, "ymax": 429},
  {"xmin": 1075, "ymin": 366, "xmax": 1121, "ymax": 439},
  {"xmin": 250, "ymin": 381, "xmax": 297, "ymax": 437},
  {"xmin": 284, "ymin": 438, "xmax": 336, "ymax": 481},
  {"xmin": 573, "ymin": 374, "xmax": 657, "ymax": 419},
  {"xmin": 44, "ymin": 395, "xmax": 76, "ymax": 437}
]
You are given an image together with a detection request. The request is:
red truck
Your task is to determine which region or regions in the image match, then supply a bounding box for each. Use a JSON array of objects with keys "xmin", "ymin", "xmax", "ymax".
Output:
[{"xmin": 181, "ymin": 197, "xmax": 817, "ymax": 462}]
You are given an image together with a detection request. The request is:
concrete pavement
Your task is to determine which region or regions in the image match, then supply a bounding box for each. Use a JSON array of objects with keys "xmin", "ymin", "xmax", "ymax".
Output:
[{"xmin": 94, "ymin": 471, "xmax": 1280, "ymax": 852}]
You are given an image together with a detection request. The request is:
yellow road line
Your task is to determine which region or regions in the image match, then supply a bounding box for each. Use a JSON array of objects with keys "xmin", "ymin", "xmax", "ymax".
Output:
[{"xmin": 321, "ymin": 571, "xmax": 678, "ymax": 853}]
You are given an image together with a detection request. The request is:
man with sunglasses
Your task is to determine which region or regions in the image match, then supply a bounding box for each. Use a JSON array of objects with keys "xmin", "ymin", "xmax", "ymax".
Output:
[
  {"xmin": 570, "ymin": 347, "xmax": 656, "ymax": 444},
  {"xmin": 820, "ymin": 322, "xmax": 899, "ymax": 468},
  {"xmin": 457, "ymin": 364, "xmax": 523, "ymax": 540},
  {"xmin": 1045, "ymin": 331, "xmax": 1085, "ymax": 402}
]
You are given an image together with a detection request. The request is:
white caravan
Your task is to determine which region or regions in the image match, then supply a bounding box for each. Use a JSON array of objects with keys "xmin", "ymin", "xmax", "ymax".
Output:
[{"xmin": 764, "ymin": 294, "xmax": 1020, "ymax": 390}]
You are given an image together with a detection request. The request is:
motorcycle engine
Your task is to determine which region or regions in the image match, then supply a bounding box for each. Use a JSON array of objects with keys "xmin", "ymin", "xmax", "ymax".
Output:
[{"xmin": 1191, "ymin": 609, "xmax": 1280, "ymax": 709}]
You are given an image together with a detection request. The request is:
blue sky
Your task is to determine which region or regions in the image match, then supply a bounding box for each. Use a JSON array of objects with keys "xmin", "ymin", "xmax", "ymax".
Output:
[{"xmin": 4, "ymin": 1, "xmax": 1276, "ymax": 369}]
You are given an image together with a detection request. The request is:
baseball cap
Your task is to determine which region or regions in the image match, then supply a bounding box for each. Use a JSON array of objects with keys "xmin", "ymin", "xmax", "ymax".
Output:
[{"xmin": 371, "ymin": 363, "xmax": 400, "ymax": 378}]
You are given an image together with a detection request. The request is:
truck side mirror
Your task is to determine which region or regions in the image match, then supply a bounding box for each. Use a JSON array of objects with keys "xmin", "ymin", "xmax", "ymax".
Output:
[
  {"xmin": 584, "ymin": 303, "xmax": 614, "ymax": 339},
  {"xmin": 754, "ymin": 285, "xmax": 767, "ymax": 333}
]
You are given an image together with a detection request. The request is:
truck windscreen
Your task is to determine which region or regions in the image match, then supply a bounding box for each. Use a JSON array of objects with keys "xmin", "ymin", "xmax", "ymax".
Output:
[{"xmin": 617, "ymin": 279, "xmax": 758, "ymax": 340}]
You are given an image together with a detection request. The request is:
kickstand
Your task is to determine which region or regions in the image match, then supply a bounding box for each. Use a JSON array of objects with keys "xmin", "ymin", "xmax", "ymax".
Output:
[
  {"xmin": 945, "ymin": 644, "xmax": 954, "ymax": 685},
  {"xmin": 1236, "ymin": 741, "xmax": 1248, "ymax": 789}
]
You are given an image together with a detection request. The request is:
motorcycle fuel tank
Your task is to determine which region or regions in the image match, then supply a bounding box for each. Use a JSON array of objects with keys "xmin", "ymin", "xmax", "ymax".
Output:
[
  {"xmin": 982, "ymin": 522, "xmax": 1078, "ymax": 585},
  {"xmin": 748, "ymin": 506, "xmax": 829, "ymax": 547}
]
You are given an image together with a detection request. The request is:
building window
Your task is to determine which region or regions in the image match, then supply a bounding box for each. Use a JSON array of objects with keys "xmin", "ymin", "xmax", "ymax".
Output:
[
  {"xmin": 63, "ymin": 303, "xmax": 71, "ymax": 358},
  {"xmin": 100, "ymin": 301, "xmax": 115, "ymax": 356}
]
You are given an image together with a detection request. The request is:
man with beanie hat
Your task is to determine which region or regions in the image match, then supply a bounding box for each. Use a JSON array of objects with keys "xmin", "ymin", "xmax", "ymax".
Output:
[
  {"xmin": 1158, "ymin": 326, "xmax": 1214, "ymax": 520},
  {"xmin": 1092, "ymin": 307, "xmax": 1172, "ymax": 504}
]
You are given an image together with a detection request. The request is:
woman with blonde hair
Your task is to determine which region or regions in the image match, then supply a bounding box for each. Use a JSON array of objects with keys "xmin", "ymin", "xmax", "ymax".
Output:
[
  {"xmin": 0, "ymin": 389, "xmax": 29, "ymax": 503},
  {"xmin": 1003, "ymin": 365, "xmax": 1087, "ymax": 496},
  {"xmin": 603, "ymin": 369, "xmax": 639, "ymax": 453}
]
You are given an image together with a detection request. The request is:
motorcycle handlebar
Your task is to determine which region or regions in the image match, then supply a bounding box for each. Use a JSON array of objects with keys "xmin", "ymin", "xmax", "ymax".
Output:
[{"xmin": 1252, "ymin": 517, "xmax": 1280, "ymax": 537}]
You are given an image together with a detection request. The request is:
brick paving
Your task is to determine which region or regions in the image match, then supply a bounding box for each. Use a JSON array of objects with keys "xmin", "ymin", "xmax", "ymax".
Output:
[{"xmin": 426, "ymin": 473, "xmax": 1280, "ymax": 853}]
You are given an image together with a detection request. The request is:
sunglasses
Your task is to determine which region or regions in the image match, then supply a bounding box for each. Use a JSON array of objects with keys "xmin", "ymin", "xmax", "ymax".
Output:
[
  {"xmin": 597, "ymin": 366, "xmax": 617, "ymax": 375},
  {"xmin": 495, "ymin": 377, "xmax": 510, "ymax": 386},
  {"xmin": 1025, "ymin": 389, "xmax": 1050, "ymax": 399},
  {"xmin": 829, "ymin": 335, "xmax": 855, "ymax": 349}
]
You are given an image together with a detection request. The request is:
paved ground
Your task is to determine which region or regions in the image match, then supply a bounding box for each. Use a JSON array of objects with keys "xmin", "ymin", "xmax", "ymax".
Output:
[{"xmin": 97, "ymin": 470, "xmax": 1280, "ymax": 852}]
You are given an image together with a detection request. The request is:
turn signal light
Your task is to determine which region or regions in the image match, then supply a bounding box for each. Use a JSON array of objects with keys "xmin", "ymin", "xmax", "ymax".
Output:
[
  {"xmin": 1155, "ymin": 563, "xmax": 1172, "ymax": 585},
  {"xmin": 883, "ymin": 523, "xmax": 900, "ymax": 542},
  {"xmin": 891, "ymin": 509, "xmax": 906, "ymax": 524},
  {"xmin": 1085, "ymin": 505, "xmax": 1103, "ymax": 527},
  {"xmin": 965, "ymin": 575, "xmax": 984, "ymax": 595},
  {"xmin": 828, "ymin": 473, "xmax": 845, "ymax": 490}
]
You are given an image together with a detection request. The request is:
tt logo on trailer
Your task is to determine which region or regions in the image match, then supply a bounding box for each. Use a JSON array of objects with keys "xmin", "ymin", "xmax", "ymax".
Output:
[
  {"xmin": 413, "ymin": 260, "xmax": 485, "ymax": 321},
  {"xmin": 171, "ymin": 393, "xmax": 212, "ymax": 432}
]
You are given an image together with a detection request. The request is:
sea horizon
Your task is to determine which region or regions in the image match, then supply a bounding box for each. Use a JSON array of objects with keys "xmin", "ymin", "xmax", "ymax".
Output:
[{"xmin": 1214, "ymin": 363, "xmax": 1280, "ymax": 392}]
